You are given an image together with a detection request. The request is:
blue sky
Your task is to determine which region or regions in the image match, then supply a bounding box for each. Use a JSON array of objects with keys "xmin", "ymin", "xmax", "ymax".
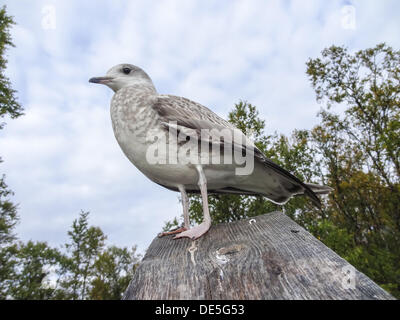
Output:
[{"xmin": 1, "ymin": 0, "xmax": 400, "ymax": 254}]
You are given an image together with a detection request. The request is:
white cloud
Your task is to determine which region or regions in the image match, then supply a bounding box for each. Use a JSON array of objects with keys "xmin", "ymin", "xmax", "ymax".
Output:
[{"xmin": 1, "ymin": 0, "xmax": 400, "ymax": 254}]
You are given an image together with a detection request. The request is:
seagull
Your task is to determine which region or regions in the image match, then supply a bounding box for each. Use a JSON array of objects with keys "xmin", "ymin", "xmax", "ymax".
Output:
[{"xmin": 89, "ymin": 64, "xmax": 332, "ymax": 240}]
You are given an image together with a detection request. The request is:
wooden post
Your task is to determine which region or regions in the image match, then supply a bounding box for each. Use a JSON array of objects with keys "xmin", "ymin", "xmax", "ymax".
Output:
[{"xmin": 123, "ymin": 211, "xmax": 394, "ymax": 300}]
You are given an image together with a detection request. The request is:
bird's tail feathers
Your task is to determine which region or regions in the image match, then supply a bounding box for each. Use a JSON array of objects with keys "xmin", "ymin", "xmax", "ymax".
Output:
[{"xmin": 304, "ymin": 183, "xmax": 333, "ymax": 195}]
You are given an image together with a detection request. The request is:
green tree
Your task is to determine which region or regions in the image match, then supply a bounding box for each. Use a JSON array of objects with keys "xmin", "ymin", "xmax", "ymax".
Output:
[
  {"xmin": 59, "ymin": 211, "xmax": 142, "ymax": 300},
  {"xmin": 306, "ymin": 43, "xmax": 400, "ymax": 297},
  {"xmin": 0, "ymin": 176, "xmax": 18, "ymax": 245},
  {"xmin": 89, "ymin": 246, "xmax": 140, "ymax": 300},
  {"xmin": 60, "ymin": 211, "xmax": 106, "ymax": 300},
  {"xmin": 0, "ymin": 175, "xmax": 18, "ymax": 298},
  {"xmin": 0, "ymin": 6, "xmax": 23, "ymax": 128},
  {"xmin": 7, "ymin": 241, "xmax": 64, "ymax": 300},
  {"xmin": 0, "ymin": 6, "xmax": 23, "ymax": 299},
  {"xmin": 1, "ymin": 209, "xmax": 142, "ymax": 300}
]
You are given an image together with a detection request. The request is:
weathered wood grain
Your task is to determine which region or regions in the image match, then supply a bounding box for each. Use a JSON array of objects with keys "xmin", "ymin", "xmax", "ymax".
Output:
[{"xmin": 123, "ymin": 211, "xmax": 394, "ymax": 300}]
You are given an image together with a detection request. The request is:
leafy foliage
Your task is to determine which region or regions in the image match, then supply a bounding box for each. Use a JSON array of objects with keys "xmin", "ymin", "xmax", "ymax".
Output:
[
  {"xmin": 60, "ymin": 211, "xmax": 107, "ymax": 299},
  {"xmin": 306, "ymin": 43, "xmax": 400, "ymax": 297},
  {"xmin": 1, "ymin": 211, "xmax": 141, "ymax": 300},
  {"xmin": 0, "ymin": 6, "xmax": 22, "ymax": 299},
  {"xmin": 89, "ymin": 245, "xmax": 140, "ymax": 300},
  {"xmin": 0, "ymin": 175, "xmax": 18, "ymax": 245},
  {"xmin": 55, "ymin": 211, "xmax": 141, "ymax": 300},
  {"xmin": 0, "ymin": 6, "xmax": 23, "ymax": 129},
  {"xmin": 7, "ymin": 241, "xmax": 64, "ymax": 300}
]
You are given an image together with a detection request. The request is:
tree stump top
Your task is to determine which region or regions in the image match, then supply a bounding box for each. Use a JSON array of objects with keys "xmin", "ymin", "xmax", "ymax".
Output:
[{"xmin": 124, "ymin": 211, "xmax": 394, "ymax": 300}]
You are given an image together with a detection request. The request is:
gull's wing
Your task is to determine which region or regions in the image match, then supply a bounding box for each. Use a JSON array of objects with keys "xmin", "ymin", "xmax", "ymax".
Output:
[
  {"xmin": 152, "ymin": 95, "xmax": 321, "ymax": 207},
  {"xmin": 154, "ymin": 95, "xmax": 236, "ymax": 129}
]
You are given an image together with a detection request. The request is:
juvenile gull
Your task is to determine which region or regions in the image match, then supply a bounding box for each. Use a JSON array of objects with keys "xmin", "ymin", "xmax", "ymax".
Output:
[{"xmin": 89, "ymin": 64, "xmax": 332, "ymax": 240}]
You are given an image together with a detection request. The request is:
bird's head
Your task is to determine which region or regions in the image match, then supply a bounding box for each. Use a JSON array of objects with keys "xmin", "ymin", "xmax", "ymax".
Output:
[{"xmin": 89, "ymin": 64, "xmax": 154, "ymax": 92}]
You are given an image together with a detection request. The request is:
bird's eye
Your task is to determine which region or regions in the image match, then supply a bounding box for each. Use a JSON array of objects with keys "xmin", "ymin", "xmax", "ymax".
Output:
[{"xmin": 122, "ymin": 67, "xmax": 131, "ymax": 75}]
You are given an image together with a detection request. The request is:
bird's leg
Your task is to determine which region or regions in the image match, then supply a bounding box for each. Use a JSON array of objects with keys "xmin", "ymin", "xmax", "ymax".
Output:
[
  {"xmin": 158, "ymin": 185, "xmax": 190, "ymax": 237},
  {"xmin": 174, "ymin": 165, "xmax": 211, "ymax": 240},
  {"xmin": 179, "ymin": 184, "xmax": 190, "ymax": 230}
]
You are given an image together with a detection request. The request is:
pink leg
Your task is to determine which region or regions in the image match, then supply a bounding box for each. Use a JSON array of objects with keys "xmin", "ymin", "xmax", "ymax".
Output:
[
  {"xmin": 174, "ymin": 166, "xmax": 211, "ymax": 240},
  {"xmin": 179, "ymin": 185, "xmax": 190, "ymax": 230},
  {"xmin": 158, "ymin": 226, "xmax": 188, "ymax": 238},
  {"xmin": 158, "ymin": 185, "xmax": 190, "ymax": 237}
]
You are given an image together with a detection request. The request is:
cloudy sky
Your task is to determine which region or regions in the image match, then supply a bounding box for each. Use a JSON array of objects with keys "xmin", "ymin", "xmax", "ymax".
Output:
[{"xmin": 1, "ymin": 0, "xmax": 400, "ymax": 254}]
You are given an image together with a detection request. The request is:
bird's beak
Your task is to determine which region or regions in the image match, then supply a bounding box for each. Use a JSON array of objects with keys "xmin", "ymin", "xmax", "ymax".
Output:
[{"xmin": 89, "ymin": 76, "xmax": 114, "ymax": 84}]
